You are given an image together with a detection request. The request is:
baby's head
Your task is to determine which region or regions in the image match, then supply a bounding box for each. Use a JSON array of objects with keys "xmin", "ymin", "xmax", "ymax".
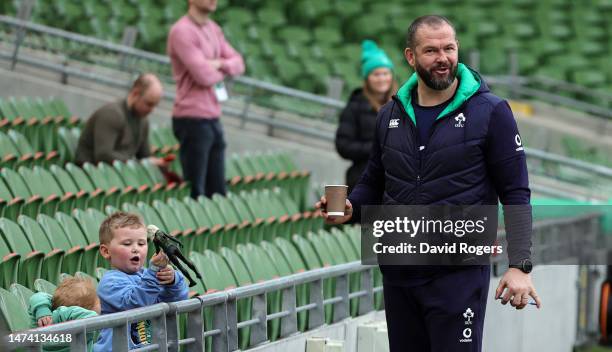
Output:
[
  {"xmin": 52, "ymin": 277, "xmax": 100, "ymax": 314},
  {"xmin": 99, "ymin": 212, "xmax": 148, "ymax": 274}
]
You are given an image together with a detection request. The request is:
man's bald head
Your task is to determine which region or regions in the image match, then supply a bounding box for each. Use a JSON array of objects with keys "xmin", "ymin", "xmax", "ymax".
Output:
[
  {"xmin": 128, "ymin": 73, "xmax": 163, "ymax": 118},
  {"xmin": 131, "ymin": 73, "xmax": 162, "ymax": 97}
]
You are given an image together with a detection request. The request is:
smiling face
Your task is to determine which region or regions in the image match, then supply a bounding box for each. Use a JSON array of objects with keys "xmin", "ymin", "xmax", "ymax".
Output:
[
  {"xmin": 405, "ymin": 22, "xmax": 459, "ymax": 91},
  {"xmin": 99, "ymin": 225, "xmax": 148, "ymax": 274}
]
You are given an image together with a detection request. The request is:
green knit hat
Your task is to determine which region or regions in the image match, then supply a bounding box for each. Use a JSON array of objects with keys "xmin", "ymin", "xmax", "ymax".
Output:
[{"xmin": 361, "ymin": 40, "xmax": 394, "ymax": 79}]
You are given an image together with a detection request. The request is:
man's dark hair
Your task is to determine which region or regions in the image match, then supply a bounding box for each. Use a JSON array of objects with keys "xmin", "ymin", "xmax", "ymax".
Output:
[{"xmin": 406, "ymin": 15, "xmax": 456, "ymax": 49}]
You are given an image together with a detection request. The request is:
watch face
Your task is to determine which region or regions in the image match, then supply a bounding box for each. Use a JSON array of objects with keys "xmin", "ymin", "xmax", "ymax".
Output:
[{"xmin": 523, "ymin": 260, "xmax": 533, "ymax": 273}]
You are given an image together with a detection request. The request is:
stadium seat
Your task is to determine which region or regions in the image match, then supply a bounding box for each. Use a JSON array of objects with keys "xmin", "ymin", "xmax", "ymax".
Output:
[
  {"xmin": 216, "ymin": 247, "xmax": 253, "ymax": 350},
  {"xmin": 64, "ymin": 162, "xmax": 107, "ymax": 210},
  {"xmin": 260, "ymin": 239, "xmax": 310, "ymax": 331},
  {"xmin": 0, "ymin": 175, "xmax": 24, "ymax": 220},
  {"xmin": 57, "ymin": 127, "xmax": 80, "ymax": 163},
  {"xmin": 8, "ymin": 130, "xmax": 58, "ymax": 167},
  {"xmin": 36, "ymin": 213, "xmax": 84, "ymax": 276},
  {"xmin": 291, "ymin": 234, "xmax": 335, "ymax": 324},
  {"xmin": 0, "ymin": 218, "xmax": 44, "ymax": 288},
  {"xmin": 0, "ymin": 130, "xmax": 32, "ymax": 168},
  {"xmin": 55, "ymin": 212, "xmax": 99, "ymax": 275},
  {"xmin": 181, "ymin": 197, "xmax": 220, "ymax": 252},
  {"xmin": 49, "ymin": 164, "xmax": 91, "ymax": 210},
  {"xmin": 18, "ymin": 215, "xmax": 64, "ymax": 284},
  {"xmin": 22, "ymin": 166, "xmax": 76, "ymax": 214},
  {"xmin": 82, "ymin": 162, "xmax": 130, "ymax": 207},
  {"xmin": 166, "ymin": 198, "xmax": 210, "ymax": 252},
  {"xmin": 0, "ymin": 234, "xmax": 20, "ymax": 289},
  {"xmin": 9, "ymin": 283, "xmax": 34, "ymax": 313},
  {"xmin": 0, "ymin": 287, "xmax": 31, "ymax": 332},
  {"xmin": 151, "ymin": 199, "xmax": 195, "ymax": 249},
  {"xmin": 236, "ymin": 243, "xmax": 284, "ymax": 341},
  {"xmin": 33, "ymin": 278, "xmax": 57, "ymax": 295}
]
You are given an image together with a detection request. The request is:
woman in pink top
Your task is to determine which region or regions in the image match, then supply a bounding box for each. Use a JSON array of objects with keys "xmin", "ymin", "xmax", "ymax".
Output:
[{"xmin": 167, "ymin": 0, "xmax": 245, "ymax": 198}]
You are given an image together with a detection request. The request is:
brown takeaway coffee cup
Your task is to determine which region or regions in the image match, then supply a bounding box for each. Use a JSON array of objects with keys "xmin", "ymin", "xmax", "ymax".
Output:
[{"xmin": 325, "ymin": 185, "xmax": 348, "ymax": 216}]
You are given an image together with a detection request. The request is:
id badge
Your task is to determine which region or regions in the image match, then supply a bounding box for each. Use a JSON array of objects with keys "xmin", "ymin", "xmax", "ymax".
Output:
[{"xmin": 214, "ymin": 82, "xmax": 229, "ymax": 102}]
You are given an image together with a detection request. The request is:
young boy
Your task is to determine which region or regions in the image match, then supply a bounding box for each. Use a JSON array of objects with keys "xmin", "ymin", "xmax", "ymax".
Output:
[
  {"xmin": 28, "ymin": 276, "xmax": 100, "ymax": 352},
  {"xmin": 94, "ymin": 212, "xmax": 188, "ymax": 351}
]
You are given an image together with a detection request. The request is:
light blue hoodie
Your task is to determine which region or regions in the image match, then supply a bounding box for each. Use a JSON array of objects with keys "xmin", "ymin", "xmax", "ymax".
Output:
[{"xmin": 94, "ymin": 265, "xmax": 188, "ymax": 351}]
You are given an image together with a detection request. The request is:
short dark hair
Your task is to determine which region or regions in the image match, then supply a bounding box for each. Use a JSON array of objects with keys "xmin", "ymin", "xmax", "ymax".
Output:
[{"xmin": 406, "ymin": 15, "xmax": 456, "ymax": 49}]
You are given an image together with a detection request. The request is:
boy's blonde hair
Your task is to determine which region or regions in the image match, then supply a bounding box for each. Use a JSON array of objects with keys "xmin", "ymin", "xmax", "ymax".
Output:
[
  {"xmin": 99, "ymin": 211, "xmax": 145, "ymax": 245},
  {"xmin": 52, "ymin": 277, "xmax": 98, "ymax": 311}
]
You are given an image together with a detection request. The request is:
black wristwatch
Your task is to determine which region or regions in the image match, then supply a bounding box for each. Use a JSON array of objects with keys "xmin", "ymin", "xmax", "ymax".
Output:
[{"xmin": 509, "ymin": 259, "xmax": 533, "ymax": 274}]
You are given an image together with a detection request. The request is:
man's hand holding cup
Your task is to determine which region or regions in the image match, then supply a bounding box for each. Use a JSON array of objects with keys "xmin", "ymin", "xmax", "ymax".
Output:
[{"xmin": 315, "ymin": 185, "xmax": 353, "ymax": 225}]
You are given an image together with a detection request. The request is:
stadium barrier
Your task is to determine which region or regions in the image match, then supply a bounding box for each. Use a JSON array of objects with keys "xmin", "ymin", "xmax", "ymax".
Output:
[
  {"xmin": 2, "ymin": 212, "xmax": 607, "ymax": 351},
  {"xmin": 2, "ymin": 262, "xmax": 382, "ymax": 352}
]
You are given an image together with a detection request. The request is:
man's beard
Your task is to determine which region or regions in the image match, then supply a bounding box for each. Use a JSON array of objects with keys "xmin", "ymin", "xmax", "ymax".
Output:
[{"xmin": 415, "ymin": 59, "xmax": 458, "ymax": 91}]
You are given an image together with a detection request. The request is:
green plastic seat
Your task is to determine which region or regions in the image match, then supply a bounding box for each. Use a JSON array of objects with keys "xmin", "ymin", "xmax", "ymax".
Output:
[
  {"xmin": 49, "ymin": 164, "xmax": 90, "ymax": 210},
  {"xmin": 236, "ymin": 243, "xmax": 283, "ymax": 341},
  {"xmin": 18, "ymin": 215, "xmax": 64, "ymax": 284},
  {"xmin": 0, "ymin": 130, "xmax": 21, "ymax": 168},
  {"xmin": 0, "ymin": 235, "xmax": 20, "ymax": 289},
  {"xmin": 37, "ymin": 213, "xmax": 85, "ymax": 276},
  {"xmin": 0, "ymin": 287, "xmax": 31, "ymax": 331},
  {"xmin": 262, "ymin": 239, "xmax": 309, "ymax": 331},
  {"xmin": 0, "ymin": 176, "xmax": 24, "ymax": 220},
  {"xmin": 33, "ymin": 278, "xmax": 57, "ymax": 295},
  {"xmin": 217, "ymin": 247, "xmax": 253, "ymax": 350},
  {"xmin": 55, "ymin": 212, "xmax": 99, "ymax": 275},
  {"xmin": 0, "ymin": 218, "xmax": 45, "ymax": 288},
  {"xmin": 9, "ymin": 283, "xmax": 35, "ymax": 313},
  {"xmin": 65, "ymin": 162, "xmax": 107, "ymax": 210},
  {"xmin": 182, "ymin": 197, "xmax": 220, "ymax": 252},
  {"xmin": 82, "ymin": 162, "xmax": 124, "ymax": 207},
  {"xmin": 151, "ymin": 199, "xmax": 195, "ymax": 249}
]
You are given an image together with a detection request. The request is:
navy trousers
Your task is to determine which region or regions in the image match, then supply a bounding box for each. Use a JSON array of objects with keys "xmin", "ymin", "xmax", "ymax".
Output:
[
  {"xmin": 383, "ymin": 266, "xmax": 490, "ymax": 352},
  {"xmin": 172, "ymin": 117, "xmax": 227, "ymax": 199}
]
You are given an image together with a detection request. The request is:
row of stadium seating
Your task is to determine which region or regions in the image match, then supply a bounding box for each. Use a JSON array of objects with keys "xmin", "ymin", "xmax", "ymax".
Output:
[
  {"xmin": 0, "ymin": 155, "xmax": 310, "ymax": 220},
  {"xmin": 0, "ymin": 225, "xmax": 382, "ymax": 350},
  {"xmin": 0, "ymin": 96, "xmax": 80, "ymax": 154},
  {"xmin": 0, "ymin": 186, "xmax": 321, "ymax": 288},
  {"xmin": 2, "ymin": 0, "xmax": 611, "ymax": 100}
]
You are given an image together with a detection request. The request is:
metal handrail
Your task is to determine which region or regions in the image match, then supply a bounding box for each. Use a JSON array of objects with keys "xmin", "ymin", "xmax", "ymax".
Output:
[{"xmin": 3, "ymin": 261, "xmax": 382, "ymax": 352}]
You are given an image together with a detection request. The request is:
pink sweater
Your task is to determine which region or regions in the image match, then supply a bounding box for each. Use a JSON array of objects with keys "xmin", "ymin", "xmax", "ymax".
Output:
[{"xmin": 168, "ymin": 16, "xmax": 245, "ymax": 119}]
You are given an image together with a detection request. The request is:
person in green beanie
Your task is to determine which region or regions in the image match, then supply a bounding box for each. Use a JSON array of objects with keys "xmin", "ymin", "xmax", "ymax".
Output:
[
  {"xmin": 335, "ymin": 40, "xmax": 398, "ymax": 192},
  {"xmin": 28, "ymin": 277, "xmax": 100, "ymax": 351}
]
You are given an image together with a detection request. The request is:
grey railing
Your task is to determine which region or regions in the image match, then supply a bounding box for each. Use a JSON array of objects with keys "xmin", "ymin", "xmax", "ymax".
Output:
[{"xmin": 2, "ymin": 262, "xmax": 383, "ymax": 352}]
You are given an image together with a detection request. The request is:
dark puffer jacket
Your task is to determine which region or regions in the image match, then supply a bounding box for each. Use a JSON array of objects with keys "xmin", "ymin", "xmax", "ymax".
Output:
[{"xmin": 335, "ymin": 88, "xmax": 378, "ymax": 191}]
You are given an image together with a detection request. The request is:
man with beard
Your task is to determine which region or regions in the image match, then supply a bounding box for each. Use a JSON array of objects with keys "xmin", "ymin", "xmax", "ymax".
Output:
[
  {"xmin": 167, "ymin": 0, "xmax": 245, "ymax": 198},
  {"xmin": 316, "ymin": 15, "xmax": 540, "ymax": 351},
  {"xmin": 75, "ymin": 73, "xmax": 167, "ymax": 167}
]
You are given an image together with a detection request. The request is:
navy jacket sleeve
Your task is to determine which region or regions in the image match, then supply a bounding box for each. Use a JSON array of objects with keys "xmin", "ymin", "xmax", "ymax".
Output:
[
  {"xmin": 347, "ymin": 106, "xmax": 387, "ymax": 223},
  {"xmin": 485, "ymin": 100, "xmax": 532, "ymax": 264}
]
